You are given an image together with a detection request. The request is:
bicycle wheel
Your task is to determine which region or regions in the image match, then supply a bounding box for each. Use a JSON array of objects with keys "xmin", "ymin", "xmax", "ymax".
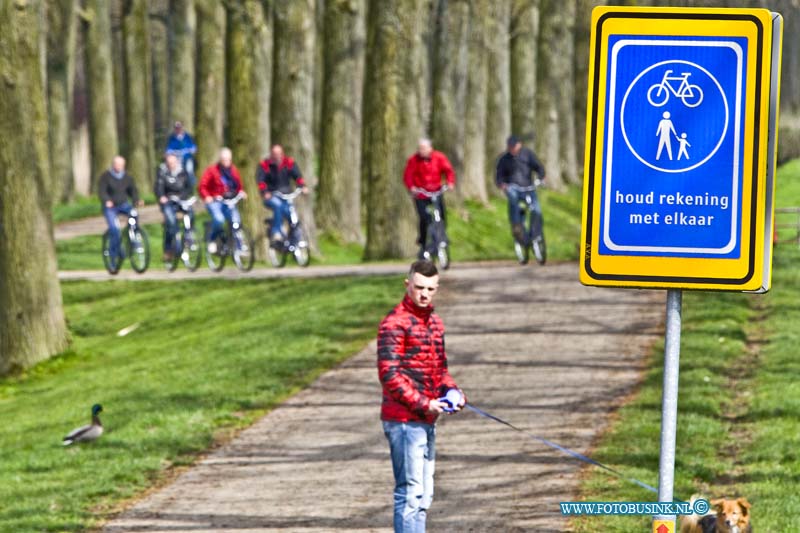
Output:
[
  {"xmin": 291, "ymin": 226, "xmax": 310, "ymax": 267},
  {"xmin": 129, "ymin": 227, "xmax": 150, "ymax": 273},
  {"xmin": 101, "ymin": 231, "xmax": 122, "ymax": 275},
  {"xmin": 232, "ymin": 226, "xmax": 255, "ymax": 272},
  {"xmin": 163, "ymin": 229, "xmax": 179, "ymax": 272},
  {"xmin": 514, "ymin": 240, "xmax": 529, "ymax": 265},
  {"xmin": 267, "ymin": 242, "xmax": 288, "ymax": 267},
  {"xmin": 530, "ymin": 212, "xmax": 546, "ymax": 266},
  {"xmin": 437, "ymin": 243, "xmax": 450, "ymax": 270},
  {"xmin": 204, "ymin": 225, "xmax": 226, "ymax": 272},
  {"xmin": 182, "ymin": 228, "xmax": 202, "ymax": 272},
  {"xmin": 647, "ymin": 83, "xmax": 669, "ymax": 106},
  {"xmin": 682, "ymin": 84, "xmax": 703, "ymax": 107}
]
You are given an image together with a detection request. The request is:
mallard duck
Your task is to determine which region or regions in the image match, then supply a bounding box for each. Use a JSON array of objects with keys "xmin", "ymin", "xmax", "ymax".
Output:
[{"xmin": 62, "ymin": 404, "xmax": 104, "ymax": 445}]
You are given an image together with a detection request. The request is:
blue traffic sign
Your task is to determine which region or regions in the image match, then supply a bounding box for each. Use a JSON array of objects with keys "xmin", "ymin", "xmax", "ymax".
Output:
[{"xmin": 601, "ymin": 37, "xmax": 746, "ymax": 258}]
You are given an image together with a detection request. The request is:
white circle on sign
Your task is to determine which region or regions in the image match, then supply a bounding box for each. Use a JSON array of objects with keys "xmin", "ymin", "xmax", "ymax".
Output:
[{"xmin": 620, "ymin": 59, "xmax": 728, "ymax": 173}]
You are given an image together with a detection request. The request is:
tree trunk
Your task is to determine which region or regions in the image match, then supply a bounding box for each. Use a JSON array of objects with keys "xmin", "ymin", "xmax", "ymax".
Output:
[
  {"xmin": 430, "ymin": 0, "xmax": 469, "ymax": 179},
  {"xmin": 0, "ymin": 0, "xmax": 68, "ymax": 375},
  {"xmin": 168, "ymin": 0, "xmax": 196, "ymax": 132},
  {"xmin": 195, "ymin": 0, "xmax": 225, "ymax": 170},
  {"xmin": 46, "ymin": 0, "xmax": 78, "ymax": 204},
  {"xmin": 150, "ymin": 3, "xmax": 170, "ymax": 151},
  {"xmin": 123, "ymin": 0, "xmax": 155, "ymax": 193},
  {"xmin": 485, "ymin": 0, "xmax": 512, "ymax": 194},
  {"xmin": 226, "ymin": 1, "xmax": 268, "ymax": 260},
  {"xmin": 574, "ymin": 0, "xmax": 599, "ymax": 175},
  {"xmin": 363, "ymin": 0, "xmax": 425, "ymax": 259},
  {"xmin": 110, "ymin": 1, "xmax": 127, "ymax": 151},
  {"xmin": 535, "ymin": 0, "xmax": 578, "ymax": 188},
  {"xmin": 316, "ymin": 0, "xmax": 366, "ymax": 243},
  {"xmin": 510, "ymin": 0, "xmax": 539, "ymax": 142},
  {"xmin": 252, "ymin": 0, "xmax": 272, "ymax": 151},
  {"xmin": 83, "ymin": 0, "xmax": 119, "ymax": 188},
  {"xmin": 418, "ymin": 0, "xmax": 436, "ymax": 133},
  {"xmin": 461, "ymin": 0, "xmax": 489, "ymax": 202},
  {"xmin": 272, "ymin": 0, "xmax": 318, "ymax": 249}
]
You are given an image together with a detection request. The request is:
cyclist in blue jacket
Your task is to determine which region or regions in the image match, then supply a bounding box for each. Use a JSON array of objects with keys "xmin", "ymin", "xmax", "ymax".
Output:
[{"xmin": 165, "ymin": 121, "xmax": 197, "ymax": 182}]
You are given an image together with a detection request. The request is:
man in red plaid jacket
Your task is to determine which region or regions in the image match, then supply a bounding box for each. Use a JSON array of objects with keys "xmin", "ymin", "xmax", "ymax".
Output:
[{"xmin": 377, "ymin": 260, "xmax": 466, "ymax": 532}]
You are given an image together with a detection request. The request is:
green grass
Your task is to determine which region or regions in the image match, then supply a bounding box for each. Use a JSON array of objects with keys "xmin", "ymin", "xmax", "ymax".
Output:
[
  {"xmin": 572, "ymin": 161, "xmax": 800, "ymax": 531},
  {"xmin": 0, "ymin": 276, "xmax": 400, "ymax": 532},
  {"xmin": 55, "ymin": 187, "xmax": 584, "ymax": 270}
]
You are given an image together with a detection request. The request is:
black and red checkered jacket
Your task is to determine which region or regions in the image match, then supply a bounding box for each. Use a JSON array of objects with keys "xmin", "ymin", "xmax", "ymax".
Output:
[{"xmin": 377, "ymin": 295, "xmax": 462, "ymax": 424}]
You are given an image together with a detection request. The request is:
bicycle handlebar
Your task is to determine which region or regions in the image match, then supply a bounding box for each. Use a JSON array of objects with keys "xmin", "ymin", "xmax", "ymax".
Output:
[
  {"xmin": 507, "ymin": 180, "xmax": 542, "ymax": 192},
  {"xmin": 273, "ymin": 189, "xmax": 306, "ymax": 201},
  {"xmin": 222, "ymin": 191, "xmax": 246, "ymax": 206},
  {"xmin": 167, "ymin": 195, "xmax": 197, "ymax": 209},
  {"xmin": 411, "ymin": 185, "xmax": 448, "ymax": 198}
]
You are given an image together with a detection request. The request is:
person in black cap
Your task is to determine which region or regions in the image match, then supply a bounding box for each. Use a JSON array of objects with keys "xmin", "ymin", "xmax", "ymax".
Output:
[{"xmin": 495, "ymin": 135, "xmax": 546, "ymax": 242}]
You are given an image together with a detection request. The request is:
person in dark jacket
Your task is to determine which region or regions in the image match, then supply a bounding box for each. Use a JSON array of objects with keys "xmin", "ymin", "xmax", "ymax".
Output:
[
  {"xmin": 98, "ymin": 156, "xmax": 141, "ymax": 259},
  {"xmin": 495, "ymin": 135, "xmax": 546, "ymax": 242},
  {"xmin": 155, "ymin": 153, "xmax": 194, "ymax": 261},
  {"xmin": 377, "ymin": 260, "xmax": 466, "ymax": 532},
  {"xmin": 256, "ymin": 144, "xmax": 308, "ymax": 242}
]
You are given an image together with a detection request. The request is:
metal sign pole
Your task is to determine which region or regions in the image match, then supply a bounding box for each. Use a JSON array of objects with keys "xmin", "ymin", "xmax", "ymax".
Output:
[{"xmin": 655, "ymin": 289, "xmax": 682, "ymax": 528}]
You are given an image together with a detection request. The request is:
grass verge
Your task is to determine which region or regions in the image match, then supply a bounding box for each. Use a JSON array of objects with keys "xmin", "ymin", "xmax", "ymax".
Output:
[
  {"xmin": 55, "ymin": 187, "xmax": 583, "ymax": 270},
  {"xmin": 572, "ymin": 161, "xmax": 800, "ymax": 531},
  {"xmin": 0, "ymin": 276, "xmax": 400, "ymax": 532}
]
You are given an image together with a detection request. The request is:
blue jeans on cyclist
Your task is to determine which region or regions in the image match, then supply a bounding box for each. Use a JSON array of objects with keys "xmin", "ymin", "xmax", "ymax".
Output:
[
  {"xmin": 264, "ymin": 195, "xmax": 290, "ymax": 240},
  {"xmin": 103, "ymin": 203, "xmax": 135, "ymax": 258},
  {"xmin": 414, "ymin": 197, "xmax": 447, "ymax": 253},
  {"xmin": 506, "ymin": 186, "xmax": 541, "ymax": 242},
  {"xmin": 161, "ymin": 201, "xmax": 193, "ymax": 253},
  {"xmin": 206, "ymin": 200, "xmax": 241, "ymax": 242}
]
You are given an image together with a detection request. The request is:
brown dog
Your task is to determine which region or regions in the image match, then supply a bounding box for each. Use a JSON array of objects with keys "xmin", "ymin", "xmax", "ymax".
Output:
[{"xmin": 679, "ymin": 495, "xmax": 752, "ymax": 533}]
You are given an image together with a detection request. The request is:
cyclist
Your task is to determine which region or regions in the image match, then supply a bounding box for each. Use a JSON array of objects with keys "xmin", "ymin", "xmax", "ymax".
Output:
[
  {"xmin": 256, "ymin": 144, "xmax": 308, "ymax": 243},
  {"xmin": 403, "ymin": 138, "xmax": 456, "ymax": 259},
  {"xmin": 199, "ymin": 147, "xmax": 246, "ymax": 254},
  {"xmin": 98, "ymin": 155, "xmax": 142, "ymax": 260},
  {"xmin": 154, "ymin": 153, "xmax": 194, "ymax": 262},
  {"xmin": 165, "ymin": 121, "xmax": 197, "ymax": 182},
  {"xmin": 495, "ymin": 135, "xmax": 546, "ymax": 243}
]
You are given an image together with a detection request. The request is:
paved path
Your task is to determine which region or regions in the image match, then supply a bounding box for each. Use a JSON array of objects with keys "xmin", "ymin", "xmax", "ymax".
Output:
[
  {"xmin": 102, "ymin": 263, "xmax": 664, "ymax": 532},
  {"xmin": 55, "ymin": 205, "xmax": 166, "ymax": 241}
]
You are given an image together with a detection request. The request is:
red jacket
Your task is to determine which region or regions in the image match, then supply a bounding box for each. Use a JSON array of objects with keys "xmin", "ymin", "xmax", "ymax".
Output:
[
  {"xmin": 403, "ymin": 151, "xmax": 456, "ymax": 199},
  {"xmin": 377, "ymin": 295, "xmax": 462, "ymax": 424},
  {"xmin": 199, "ymin": 163, "xmax": 243, "ymax": 199}
]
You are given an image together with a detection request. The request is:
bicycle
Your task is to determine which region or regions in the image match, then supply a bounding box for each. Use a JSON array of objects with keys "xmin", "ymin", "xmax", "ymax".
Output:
[
  {"xmin": 412, "ymin": 186, "xmax": 450, "ymax": 270},
  {"xmin": 507, "ymin": 182, "xmax": 546, "ymax": 266},
  {"xmin": 264, "ymin": 189, "xmax": 310, "ymax": 268},
  {"xmin": 101, "ymin": 207, "xmax": 150, "ymax": 275},
  {"xmin": 647, "ymin": 70, "xmax": 703, "ymax": 108},
  {"xmin": 203, "ymin": 192, "xmax": 255, "ymax": 272},
  {"xmin": 162, "ymin": 196, "xmax": 201, "ymax": 272}
]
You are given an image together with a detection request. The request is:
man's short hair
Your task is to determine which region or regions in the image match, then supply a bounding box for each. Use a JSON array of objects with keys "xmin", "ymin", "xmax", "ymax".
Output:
[{"xmin": 408, "ymin": 260, "xmax": 438, "ymax": 279}]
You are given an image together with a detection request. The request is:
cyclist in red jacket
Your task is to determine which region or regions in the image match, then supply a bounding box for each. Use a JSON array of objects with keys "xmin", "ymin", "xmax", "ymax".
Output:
[
  {"xmin": 377, "ymin": 260, "xmax": 466, "ymax": 532},
  {"xmin": 403, "ymin": 139, "xmax": 456, "ymax": 259},
  {"xmin": 199, "ymin": 147, "xmax": 246, "ymax": 253}
]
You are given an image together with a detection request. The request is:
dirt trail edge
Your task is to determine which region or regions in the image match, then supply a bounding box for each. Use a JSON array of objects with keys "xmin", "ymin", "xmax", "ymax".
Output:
[{"xmin": 102, "ymin": 263, "xmax": 664, "ymax": 533}]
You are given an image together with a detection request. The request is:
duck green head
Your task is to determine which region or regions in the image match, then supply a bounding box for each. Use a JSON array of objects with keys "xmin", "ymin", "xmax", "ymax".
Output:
[{"xmin": 91, "ymin": 404, "xmax": 103, "ymax": 416}]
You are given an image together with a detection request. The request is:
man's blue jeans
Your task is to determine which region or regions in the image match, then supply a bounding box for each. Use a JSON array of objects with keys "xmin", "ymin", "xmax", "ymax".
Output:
[
  {"xmin": 506, "ymin": 187, "xmax": 541, "ymax": 227},
  {"xmin": 383, "ymin": 421, "xmax": 436, "ymax": 533},
  {"xmin": 264, "ymin": 195, "xmax": 290, "ymax": 238},
  {"xmin": 206, "ymin": 201, "xmax": 240, "ymax": 241},
  {"xmin": 161, "ymin": 202, "xmax": 195, "ymax": 253},
  {"xmin": 103, "ymin": 203, "xmax": 134, "ymax": 258}
]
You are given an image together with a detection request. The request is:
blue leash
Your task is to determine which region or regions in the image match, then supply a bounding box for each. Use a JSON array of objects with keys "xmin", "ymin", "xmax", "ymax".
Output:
[{"xmin": 464, "ymin": 403, "xmax": 659, "ymax": 495}]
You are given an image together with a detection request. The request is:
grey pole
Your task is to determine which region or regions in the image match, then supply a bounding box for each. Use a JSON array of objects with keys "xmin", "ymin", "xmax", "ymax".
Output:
[{"xmin": 655, "ymin": 288, "xmax": 682, "ymax": 527}]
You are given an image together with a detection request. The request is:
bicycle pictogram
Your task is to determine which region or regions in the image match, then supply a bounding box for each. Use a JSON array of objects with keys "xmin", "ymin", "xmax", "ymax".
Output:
[{"xmin": 647, "ymin": 70, "xmax": 704, "ymax": 108}]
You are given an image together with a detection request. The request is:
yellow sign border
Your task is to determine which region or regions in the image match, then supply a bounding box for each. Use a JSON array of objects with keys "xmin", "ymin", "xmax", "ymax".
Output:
[{"xmin": 580, "ymin": 7, "xmax": 778, "ymax": 291}]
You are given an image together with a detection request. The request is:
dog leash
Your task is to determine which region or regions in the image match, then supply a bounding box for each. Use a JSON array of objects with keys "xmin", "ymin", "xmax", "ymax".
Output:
[{"xmin": 464, "ymin": 403, "xmax": 660, "ymax": 495}]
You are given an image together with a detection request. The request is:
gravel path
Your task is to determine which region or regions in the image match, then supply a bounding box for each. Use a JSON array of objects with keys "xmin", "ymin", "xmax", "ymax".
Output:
[
  {"xmin": 54, "ymin": 205, "xmax": 166, "ymax": 241},
  {"xmin": 101, "ymin": 262, "xmax": 664, "ymax": 532}
]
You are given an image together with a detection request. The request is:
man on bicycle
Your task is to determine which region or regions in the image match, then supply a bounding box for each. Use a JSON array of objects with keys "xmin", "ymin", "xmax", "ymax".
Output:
[
  {"xmin": 98, "ymin": 155, "xmax": 142, "ymax": 259},
  {"xmin": 495, "ymin": 135, "xmax": 546, "ymax": 243},
  {"xmin": 155, "ymin": 153, "xmax": 194, "ymax": 262},
  {"xmin": 403, "ymin": 138, "xmax": 455, "ymax": 259},
  {"xmin": 165, "ymin": 121, "xmax": 197, "ymax": 182},
  {"xmin": 199, "ymin": 147, "xmax": 246, "ymax": 254},
  {"xmin": 256, "ymin": 144, "xmax": 308, "ymax": 243}
]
